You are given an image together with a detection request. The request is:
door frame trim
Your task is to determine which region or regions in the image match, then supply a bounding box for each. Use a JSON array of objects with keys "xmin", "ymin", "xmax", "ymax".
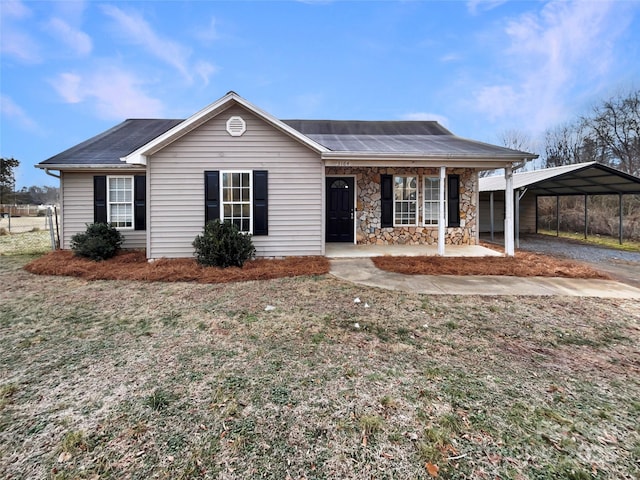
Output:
[{"xmin": 325, "ymin": 175, "xmax": 357, "ymax": 244}]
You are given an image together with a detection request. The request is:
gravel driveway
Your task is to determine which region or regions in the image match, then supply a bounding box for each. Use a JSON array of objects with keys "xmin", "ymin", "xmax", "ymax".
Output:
[{"xmin": 516, "ymin": 234, "xmax": 640, "ymax": 287}]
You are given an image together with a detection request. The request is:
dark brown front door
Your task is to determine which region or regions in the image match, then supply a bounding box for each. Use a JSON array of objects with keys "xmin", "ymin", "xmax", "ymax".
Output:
[{"xmin": 326, "ymin": 177, "xmax": 354, "ymax": 242}]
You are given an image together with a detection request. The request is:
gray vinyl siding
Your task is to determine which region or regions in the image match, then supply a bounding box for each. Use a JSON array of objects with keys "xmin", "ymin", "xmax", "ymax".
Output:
[
  {"xmin": 148, "ymin": 105, "xmax": 323, "ymax": 258},
  {"xmin": 60, "ymin": 171, "xmax": 146, "ymax": 250}
]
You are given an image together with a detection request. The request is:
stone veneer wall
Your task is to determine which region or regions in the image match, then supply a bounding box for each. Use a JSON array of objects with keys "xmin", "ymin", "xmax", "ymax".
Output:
[{"xmin": 326, "ymin": 167, "xmax": 478, "ymax": 245}]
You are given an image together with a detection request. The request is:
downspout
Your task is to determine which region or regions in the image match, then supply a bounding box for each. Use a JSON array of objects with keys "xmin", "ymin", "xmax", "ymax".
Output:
[
  {"xmin": 44, "ymin": 168, "xmax": 61, "ymax": 179},
  {"xmin": 44, "ymin": 169, "xmax": 61, "ymax": 249}
]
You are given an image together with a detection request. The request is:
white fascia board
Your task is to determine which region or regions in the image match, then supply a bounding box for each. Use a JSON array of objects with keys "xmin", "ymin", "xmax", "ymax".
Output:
[
  {"xmin": 36, "ymin": 163, "xmax": 146, "ymax": 171},
  {"xmin": 121, "ymin": 92, "xmax": 329, "ymax": 165},
  {"xmin": 322, "ymin": 154, "xmax": 531, "ymax": 169}
]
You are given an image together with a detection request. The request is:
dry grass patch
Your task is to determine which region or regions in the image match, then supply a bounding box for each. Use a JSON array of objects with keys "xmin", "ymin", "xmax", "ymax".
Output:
[
  {"xmin": 372, "ymin": 250, "xmax": 611, "ymax": 279},
  {"xmin": 25, "ymin": 250, "xmax": 330, "ymax": 283},
  {"xmin": 1, "ymin": 256, "xmax": 639, "ymax": 479}
]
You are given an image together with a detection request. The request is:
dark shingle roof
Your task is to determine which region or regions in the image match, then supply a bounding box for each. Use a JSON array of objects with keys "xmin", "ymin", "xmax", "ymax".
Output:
[
  {"xmin": 282, "ymin": 120, "xmax": 452, "ymax": 136},
  {"xmin": 283, "ymin": 120, "xmax": 532, "ymax": 157},
  {"xmin": 40, "ymin": 119, "xmax": 183, "ymax": 165},
  {"xmin": 40, "ymin": 117, "xmax": 535, "ymax": 167}
]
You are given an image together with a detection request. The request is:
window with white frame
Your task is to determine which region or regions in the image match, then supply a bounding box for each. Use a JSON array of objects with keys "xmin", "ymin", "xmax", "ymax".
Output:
[
  {"xmin": 221, "ymin": 171, "xmax": 252, "ymax": 232},
  {"xmin": 107, "ymin": 176, "xmax": 133, "ymax": 228},
  {"xmin": 394, "ymin": 176, "xmax": 417, "ymax": 226},
  {"xmin": 423, "ymin": 177, "xmax": 445, "ymax": 226}
]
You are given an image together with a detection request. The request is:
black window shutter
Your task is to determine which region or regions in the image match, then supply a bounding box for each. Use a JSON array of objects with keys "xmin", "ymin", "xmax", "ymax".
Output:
[
  {"xmin": 94, "ymin": 175, "xmax": 107, "ymax": 224},
  {"xmin": 253, "ymin": 170, "xmax": 268, "ymax": 235},
  {"xmin": 447, "ymin": 174, "xmax": 460, "ymax": 227},
  {"xmin": 380, "ymin": 174, "xmax": 393, "ymax": 228},
  {"xmin": 204, "ymin": 171, "xmax": 220, "ymax": 224},
  {"xmin": 134, "ymin": 175, "xmax": 146, "ymax": 230}
]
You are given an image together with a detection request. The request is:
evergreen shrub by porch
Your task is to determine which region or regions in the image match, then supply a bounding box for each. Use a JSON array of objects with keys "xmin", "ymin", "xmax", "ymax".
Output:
[
  {"xmin": 70, "ymin": 223, "xmax": 124, "ymax": 261},
  {"xmin": 193, "ymin": 219, "xmax": 256, "ymax": 268}
]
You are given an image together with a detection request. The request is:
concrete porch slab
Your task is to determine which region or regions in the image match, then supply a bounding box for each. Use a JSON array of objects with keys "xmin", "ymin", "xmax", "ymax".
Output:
[{"xmin": 325, "ymin": 243, "xmax": 502, "ymax": 258}]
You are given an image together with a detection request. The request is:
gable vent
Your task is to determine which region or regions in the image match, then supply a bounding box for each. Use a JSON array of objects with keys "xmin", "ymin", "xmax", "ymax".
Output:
[{"xmin": 226, "ymin": 116, "xmax": 246, "ymax": 136}]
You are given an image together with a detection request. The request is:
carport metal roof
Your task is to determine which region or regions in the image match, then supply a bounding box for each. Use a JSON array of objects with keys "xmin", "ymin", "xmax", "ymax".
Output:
[{"xmin": 479, "ymin": 162, "xmax": 640, "ymax": 195}]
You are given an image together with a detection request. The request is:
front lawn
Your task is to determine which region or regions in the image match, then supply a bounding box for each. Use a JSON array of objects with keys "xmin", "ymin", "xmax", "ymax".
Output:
[{"xmin": 1, "ymin": 256, "xmax": 638, "ymax": 479}]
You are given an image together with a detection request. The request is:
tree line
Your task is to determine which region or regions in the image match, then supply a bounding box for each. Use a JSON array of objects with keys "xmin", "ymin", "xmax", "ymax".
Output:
[
  {"xmin": 1, "ymin": 157, "xmax": 59, "ymax": 206},
  {"xmin": 542, "ymin": 90, "xmax": 639, "ymax": 175}
]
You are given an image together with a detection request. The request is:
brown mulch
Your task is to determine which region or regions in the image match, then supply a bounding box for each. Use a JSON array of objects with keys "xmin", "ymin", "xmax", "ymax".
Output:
[
  {"xmin": 24, "ymin": 250, "xmax": 330, "ymax": 283},
  {"xmin": 372, "ymin": 250, "xmax": 612, "ymax": 279},
  {"xmin": 24, "ymin": 248, "xmax": 612, "ymax": 283}
]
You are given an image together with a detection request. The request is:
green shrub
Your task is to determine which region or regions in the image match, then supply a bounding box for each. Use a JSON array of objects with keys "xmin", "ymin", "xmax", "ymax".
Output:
[
  {"xmin": 70, "ymin": 223, "xmax": 123, "ymax": 261},
  {"xmin": 193, "ymin": 219, "xmax": 255, "ymax": 268}
]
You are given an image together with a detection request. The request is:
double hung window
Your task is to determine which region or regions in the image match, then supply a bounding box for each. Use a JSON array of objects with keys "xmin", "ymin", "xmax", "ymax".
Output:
[
  {"xmin": 393, "ymin": 176, "xmax": 418, "ymax": 226},
  {"xmin": 221, "ymin": 171, "xmax": 252, "ymax": 233},
  {"xmin": 423, "ymin": 177, "xmax": 444, "ymax": 226},
  {"xmin": 107, "ymin": 176, "xmax": 133, "ymax": 228}
]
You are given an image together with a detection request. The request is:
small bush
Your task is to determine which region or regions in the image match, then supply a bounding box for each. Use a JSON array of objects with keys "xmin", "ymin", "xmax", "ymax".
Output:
[
  {"xmin": 70, "ymin": 223, "xmax": 123, "ymax": 261},
  {"xmin": 193, "ymin": 219, "xmax": 255, "ymax": 268}
]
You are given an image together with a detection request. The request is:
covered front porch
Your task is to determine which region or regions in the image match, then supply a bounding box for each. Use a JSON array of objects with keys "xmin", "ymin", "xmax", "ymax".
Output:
[{"xmin": 325, "ymin": 243, "xmax": 502, "ymax": 258}]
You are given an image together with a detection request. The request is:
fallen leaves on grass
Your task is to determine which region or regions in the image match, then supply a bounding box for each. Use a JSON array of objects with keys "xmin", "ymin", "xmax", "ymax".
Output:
[
  {"xmin": 372, "ymin": 251, "xmax": 611, "ymax": 279},
  {"xmin": 24, "ymin": 250, "xmax": 330, "ymax": 283}
]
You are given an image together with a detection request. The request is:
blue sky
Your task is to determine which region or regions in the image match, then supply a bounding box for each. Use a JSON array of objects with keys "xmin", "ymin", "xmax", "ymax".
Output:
[{"xmin": 2, "ymin": 0, "xmax": 639, "ymax": 188}]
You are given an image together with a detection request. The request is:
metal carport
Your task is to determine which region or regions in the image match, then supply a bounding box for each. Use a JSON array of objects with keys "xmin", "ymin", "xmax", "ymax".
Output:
[{"xmin": 479, "ymin": 162, "xmax": 640, "ymax": 246}]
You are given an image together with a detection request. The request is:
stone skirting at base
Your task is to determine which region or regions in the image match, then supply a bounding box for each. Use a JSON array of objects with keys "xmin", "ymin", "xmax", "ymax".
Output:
[{"xmin": 326, "ymin": 166, "xmax": 478, "ymax": 246}]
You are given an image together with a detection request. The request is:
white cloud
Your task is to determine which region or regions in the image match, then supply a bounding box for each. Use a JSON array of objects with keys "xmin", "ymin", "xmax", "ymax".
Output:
[
  {"xmin": 440, "ymin": 53, "xmax": 461, "ymax": 63},
  {"xmin": 101, "ymin": 5, "xmax": 219, "ymax": 86},
  {"xmin": 54, "ymin": 73, "xmax": 83, "ymax": 103},
  {"xmin": 0, "ymin": 29, "xmax": 41, "ymax": 62},
  {"xmin": 0, "ymin": 0, "xmax": 40, "ymax": 62},
  {"xmin": 0, "ymin": 94, "xmax": 39, "ymax": 131},
  {"xmin": 196, "ymin": 17, "xmax": 218, "ymax": 45},
  {"xmin": 194, "ymin": 61, "xmax": 218, "ymax": 86},
  {"xmin": 467, "ymin": 0, "xmax": 508, "ymax": 15},
  {"xmin": 400, "ymin": 112, "xmax": 450, "ymax": 128},
  {"xmin": 471, "ymin": 0, "xmax": 635, "ymax": 134},
  {"xmin": 101, "ymin": 4, "xmax": 192, "ymax": 81},
  {"xmin": 47, "ymin": 17, "xmax": 92, "ymax": 55},
  {"xmin": 2, "ymin": 0, "xmax": 31, "ymax": 19},
  {"xmin": 51, "ymin": 67, "xmax": 165, "ymax": 120}
]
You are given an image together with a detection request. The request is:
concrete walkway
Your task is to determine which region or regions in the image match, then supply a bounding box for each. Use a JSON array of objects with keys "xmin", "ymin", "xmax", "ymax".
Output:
[{"xmin": 329, "ymin": 258, "xmax": 640, "ymax": 298}]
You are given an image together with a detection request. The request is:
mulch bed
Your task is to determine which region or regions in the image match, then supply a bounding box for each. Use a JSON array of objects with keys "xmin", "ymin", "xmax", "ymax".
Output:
[
  {"xmin": 372, "ymin": 250, "xmax": 612, "ymax": 279},
  {"xmin": 25, "ymin": 248, "xmax": 611, "ymax": 283},
  {"xmin": 24, "ymin": 250, "xmax": 330, "ymax": 283}
]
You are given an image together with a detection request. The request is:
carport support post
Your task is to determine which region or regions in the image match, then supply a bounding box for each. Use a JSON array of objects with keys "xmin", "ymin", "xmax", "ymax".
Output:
[
  {"xmin": 504, "ymin": 165, "xmax": 515, "ymax": 256},
  {"xmin": 556, "ymin": 195, "xmax": 560, "ymax": 237},
  {"xmin": 584, "ymin": 195, "xmax": 588, "ymax": 240},
  {"xmin": 619, "ymin": 193, "xmax": 623, "ymax": 245},
  {"xmin": 438, "ymin": 166, "xmax": 446, "ymax": 255}
]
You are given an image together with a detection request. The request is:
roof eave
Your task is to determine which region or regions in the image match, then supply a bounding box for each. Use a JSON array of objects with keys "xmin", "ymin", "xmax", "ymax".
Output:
[
  {"xmin": 122, "ymin": 92, "xmax": 329, "ymax": 164},
  {"xmin": 36, "ymin": 163, "xmax": 146, "ymax": 171},
  {"xmin": 322, "ymin": 151, "xmax": 537, "ymax": 168}
]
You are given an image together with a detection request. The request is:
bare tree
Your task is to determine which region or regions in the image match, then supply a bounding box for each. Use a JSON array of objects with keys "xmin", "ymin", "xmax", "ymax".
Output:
[
  {"xmin": 542, "ymin": 121, "xmax": 592, "ymax": 167},
  {"xmin": 499, "ymin": 128, "xmax": 534, "ymax": 153},
  {"xmin": 583, "ymin": 90, "xmax": 640, "ymax": 176}
]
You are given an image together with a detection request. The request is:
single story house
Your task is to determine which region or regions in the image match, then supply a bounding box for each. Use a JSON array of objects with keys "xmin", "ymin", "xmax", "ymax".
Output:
[{"xmin": 37, "ymin": 91, "xmax": 537, "ymax": 259}]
